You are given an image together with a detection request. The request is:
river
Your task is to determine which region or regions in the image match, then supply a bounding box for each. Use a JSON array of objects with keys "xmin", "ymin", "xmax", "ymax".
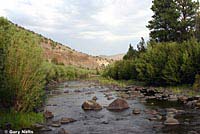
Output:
[{"xmin": 43, "ymin": 80, "xmax": 200, "ymax": 134}]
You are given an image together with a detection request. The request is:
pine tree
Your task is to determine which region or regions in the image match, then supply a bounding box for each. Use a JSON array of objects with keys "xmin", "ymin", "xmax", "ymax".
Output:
[
  {"xmin": 147, "ymin": 0, "xmax": 180, "ymax": 42},
  {"xmin": 147, "ymin": 0, "xmax": 199, "ymax": 42},
  {"xmin": 123, "ymin": 44, "xmax": 138, "ymax": 60},
  {"xmin": 195, "ymin": 2, "xmax": 200, "ymax": 41},
  {"xmin": 137, "ymin": 37, "xmax": 146, "ymax": 53},
  {"xmin": 175, "ymin": 0, "xmax": 199, "ymax": 41}
]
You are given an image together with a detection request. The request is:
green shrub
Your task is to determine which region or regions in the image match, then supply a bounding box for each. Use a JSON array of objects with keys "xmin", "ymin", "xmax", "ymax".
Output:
[
  {"xmin": 0, "ymin": 17, "xmax": 46, "ymax": 112},
  {"xmin": 103, "ymin": 39, "xmax": 200, "ymax": 86},
  {"xmin": 43, "ymin": 62, "xmax": 95, "ymax": 83}
]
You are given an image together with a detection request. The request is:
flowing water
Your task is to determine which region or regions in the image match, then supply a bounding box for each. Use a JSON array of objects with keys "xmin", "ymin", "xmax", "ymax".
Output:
[{"xmin": 44, "ymin": 81, "xmax": 200, "ymax": 134}]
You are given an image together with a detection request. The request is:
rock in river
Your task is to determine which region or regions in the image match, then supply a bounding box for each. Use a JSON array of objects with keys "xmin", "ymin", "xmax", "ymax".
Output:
[
  {"xmin": 164, "ymin": 114, "xmax": 179, "ymax": 125},
  {"xmin": 92, "ymin": 96, "xmax": 98, "ymax": 101},
  {"xmin": 82, "ymin": 100, "xmax": 102, "ymax": 110},
  {"xmin": 132, "ymin": 108, "xmax": 141, "ymax": 114},
  {"xmin": 107, "ymin": 98, "xmax": 129, "ymax": 111},
  {"xmin": 44, "ymin": 110, "xmax": 54, "ymax": 119},
  {"xmin": 164, "ymin": 117, "xmax": 179, "ymax": 125},
  {"xmin": 60, "ymin": 117, "xmax": 76, "ymax": 124},
  {"xmin": 58, "ymin": 128, "xmax": 69, "ymax": 134}
]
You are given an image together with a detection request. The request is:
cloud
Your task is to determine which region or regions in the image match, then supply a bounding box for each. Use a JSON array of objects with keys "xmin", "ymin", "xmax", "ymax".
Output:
[
  {"xmin": 76, "ymin": 30, "xmax": 148, "ymax": 42},
  {"xmin": 0, "ymin": 0, "xmax": 153, "ymax": 55}
]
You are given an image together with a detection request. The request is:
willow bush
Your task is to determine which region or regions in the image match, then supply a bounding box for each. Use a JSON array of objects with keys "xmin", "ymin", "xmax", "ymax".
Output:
[{"xmin": 0, "ymin": 17, "xmax": 46, "ymax": 112}]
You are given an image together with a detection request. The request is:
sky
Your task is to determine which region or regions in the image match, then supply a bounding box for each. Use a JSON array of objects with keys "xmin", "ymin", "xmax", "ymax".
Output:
[{"xmin": 0, "ymin": 0, "xmax": 153, "ymax": 56}]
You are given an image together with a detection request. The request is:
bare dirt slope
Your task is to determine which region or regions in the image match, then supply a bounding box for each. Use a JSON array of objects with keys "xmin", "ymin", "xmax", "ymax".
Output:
[{"xmin": 41, "ymin": 39, "xmax": 111, "ymax": 69}]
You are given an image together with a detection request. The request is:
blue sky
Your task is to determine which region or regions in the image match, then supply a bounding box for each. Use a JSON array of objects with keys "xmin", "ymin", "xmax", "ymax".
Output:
[{"xmin": 0, "ymin": 0, "xmax": 153, "ymax": 55}]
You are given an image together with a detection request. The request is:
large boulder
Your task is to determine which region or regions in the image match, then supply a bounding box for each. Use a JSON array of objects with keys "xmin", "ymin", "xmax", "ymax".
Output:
[
  {"xmin": 82, "ymin": 100, "xmax": 102, "ymax": 110},
  {"xmin": 107, "ymin": 98, "xmax": 129, "ymax": 111}
]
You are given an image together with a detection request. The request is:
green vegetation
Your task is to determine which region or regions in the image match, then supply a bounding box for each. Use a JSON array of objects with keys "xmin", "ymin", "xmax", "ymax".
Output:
[
  {"xmin": 0, "ymin": 17, "xmax": 46, "ymax": 112},
  {"xmin": 0, "ymin": 111, "xmax": 44, "ymax": 129},
  {"xmin": 44, "ymin": 62, "xmax": 96, "ymax": 83},
  {"xmin": 104, "ymin": 39, "xmax": 200, "ymax": 86},
  {"xmin": 193, "ymin": 74, "xmax": 200, "ymax": 91}
]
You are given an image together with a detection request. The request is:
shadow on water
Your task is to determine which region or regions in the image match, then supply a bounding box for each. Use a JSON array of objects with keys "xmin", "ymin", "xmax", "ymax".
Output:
[{"xmin": 146, "ymin": 99, "xmax": 183, "ymax": 109}]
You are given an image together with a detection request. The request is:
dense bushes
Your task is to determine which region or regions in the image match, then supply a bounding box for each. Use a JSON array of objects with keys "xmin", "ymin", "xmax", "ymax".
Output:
[
  {"xmin": 103, "ymin": 39, "xmax": 200, "ymax": 86},
  {"xmin": 103, "ymin": 60, "xmax": 136, "ymax": 80},
  {"xmin": 0, "ymin": 17, "xmax": 46, "ymax": 112},
  {"xmin": 43, "ymin": 62, "xmax": 95, "ymax": 83}
]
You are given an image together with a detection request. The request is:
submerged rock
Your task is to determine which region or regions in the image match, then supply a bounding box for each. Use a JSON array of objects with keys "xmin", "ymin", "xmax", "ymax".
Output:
[
  {"xmin": 166, "ymin": 108, "xmax": 178, "ymax": 114},
  {"xmin": 32, "ymin": 123, "xmax": 44, "ymax": 130},
  {"xmin": 107, "ymin": 96, "xmax": 114, "ymax": 100},
  {"xmin": 60, "ymin": 117, "xmax": 76, "ymax": 124},
  {"xmin": 44, "ymin": 110, "xmax": 54, "ymax": 119},
  {"xmin": 51, "ymin": 121, "xmax": 61, "ymax": 127},
  {"xmin": 178, "ymin": 95, "xmax": 188, "ymax": 102},
  {"xmin": 58, "ymin": 128, "xmax": 69, "ymax": 134},
  {"xmin": 82, "ymin": 100, "xmax": 102, "ymax": 110},
  {"xmin": 186, "ymin": 100, "xmax": 197, "ymax": 108},
  {"xmin": 132, "ymin": 108, "xmax": 141, "ymax": 114},
  {"xmin": 196, "ymin": 102, "xmax": 200, "ymax": 108},
  {"xmin": 168, "ymin": 95, "xmax": 178, "ymax": 101},
  {"xmin": 40, "ymin": 126, "xmax": 52, "ymax": 131},
  {"xmin": 107, "ymin": 98, "xmax": 129, "ymax": 111}
]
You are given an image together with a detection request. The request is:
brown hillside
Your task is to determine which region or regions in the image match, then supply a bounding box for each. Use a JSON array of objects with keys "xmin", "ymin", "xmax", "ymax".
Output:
[{"xmin": 41, "ymin": 39, "xmax": 111, "ymax": 69}]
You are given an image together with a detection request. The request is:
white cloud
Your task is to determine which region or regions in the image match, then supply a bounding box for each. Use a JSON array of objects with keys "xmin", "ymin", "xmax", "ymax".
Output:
[{"xmin": 77, "ymin": 30, "xmax": 149, "ymax": 41}]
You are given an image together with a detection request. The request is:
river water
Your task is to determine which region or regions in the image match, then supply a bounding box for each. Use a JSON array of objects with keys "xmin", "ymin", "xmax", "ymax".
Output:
[{"xmin": 44, "ymin": 81, "xmax": 200, "ymax": 134}]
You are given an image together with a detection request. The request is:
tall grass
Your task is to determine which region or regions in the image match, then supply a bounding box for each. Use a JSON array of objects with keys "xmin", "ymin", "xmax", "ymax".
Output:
[
  {"xmin": 0, "ymin": 111, "xmax": 44, "ymax": 129},
  {"xmin": 43, "ymin": 62, "xmax": 96, "ymax": 83}
]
